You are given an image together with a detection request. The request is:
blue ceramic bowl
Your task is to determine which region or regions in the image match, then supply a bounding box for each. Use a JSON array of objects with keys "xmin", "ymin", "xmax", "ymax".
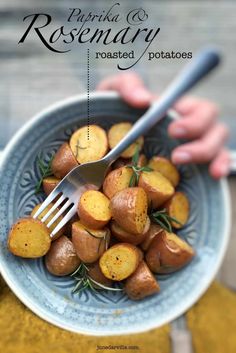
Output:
[{"xmin": 0, "ymin": 92, "xmax": 231, "ymax": 335}]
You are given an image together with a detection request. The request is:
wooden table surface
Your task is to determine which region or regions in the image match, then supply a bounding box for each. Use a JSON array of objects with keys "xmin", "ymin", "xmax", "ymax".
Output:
[{"xmin": 0, "ymin": 0, "xmax": 235, "ymax": 290}]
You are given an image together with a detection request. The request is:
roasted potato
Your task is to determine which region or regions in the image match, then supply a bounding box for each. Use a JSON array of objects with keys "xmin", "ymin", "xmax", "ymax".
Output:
[
  {"xmin": 78, "ymin": 190, "xmax": 111, "ymax": 229},
  {"xmin": 70, "ymin": 125, "xmax": 108, "ymax": 164},
  {"xmin": 138, "ymin": 171, "xmax": 174, "ymax": 208},
  {"xmin": 31, "ymin": 203, "xmax": 65, "ymax": 240},
  {"xmin": 110, "ymin": 187, "xmax": 148, "ymax": 234},
  {"xmin": 87, "ymin": 261, "xmax": 113, "ymax": 287},
  {"xmin": 45, "ymin": 235, "xmax": 80, "ymax": 276},
  {"xmin": 148, "ymin": 156, "xmax": 180, "ymax": 187},
  {"xmin": 8, "ymin": 217, "xmax": 51, "ymax": 258},
  {"xmin": 145, "ymin": 230, "xmax": 195, "ymax": 274},
  {"xmin": 140, "ymin": 223, "xmax": 163, "ymax": 251},
  {"xmin": 164, "ymin": 192, "xmax": 190, "ymax": 229},
  {"xmin": 43, "ymin": 176, "xmax": 60, "ymax": 196},
  {"xmin": 72, "ymin": 221, "xmax": 110, "ymax": 263},
  {"xmin": 103, "ymin": 166, "xmax": 133, "ymax": 199},
  {"xmin": 99, "ymin": 243, "xmax": 140, "ymax": 281},
  {"xmin": 51, "ymin": 142, "xmax": 78, "ymax": 179},
  {"xmin": 110, "ymin": 217, "xmax": 150, "ymax": 245},
  {"xmin": 125, "ymin": 261, "xmax": 160, "ymax": 300},
  {"xmin": 108, "ymin": 122, "xmax": 144, "ymax": 158}
]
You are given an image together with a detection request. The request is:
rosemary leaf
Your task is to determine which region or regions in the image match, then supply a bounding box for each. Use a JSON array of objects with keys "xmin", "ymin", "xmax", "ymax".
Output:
[
  {"xmin": 35, "ymin": 155, "xmax": 53, "ymax": 193},
  {"xmin": 71, "ymin": 262, "xmax": 123, "ymax": 294},
  {"xmin": 132, "ymin": 145, "xmax": 140, "ymax": 166},
  {"xmin": 166, "ymin": 216, "xmax": 183, "ymax": 226},
  {"xmin": 89, "ymin": 277, "xmax": 124, "ymax": 291},
  {"xmin": 70, "ymin": 263, "xmax": 83, "ymax": 277},
  {"xmin": 129, "ymin": 172, "xmax": 136, "ymax": 187},
  {"xmin": 140, "ymin": 166, "xmax": 153, "ymax": 172},
  {"xmin": 72, "ymin": 279, "xmax": 83, "ymax": 293}
]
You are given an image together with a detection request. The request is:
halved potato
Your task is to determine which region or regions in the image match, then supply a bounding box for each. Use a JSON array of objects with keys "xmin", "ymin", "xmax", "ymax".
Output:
[
  {"xmin": 8, "ymin": 217, "xmax": 51, "ymax": 258},
  {"xmin": 125, "ymin": 261, "xmax": 160, "ymax": 300},
  {"xmin": 103, "ymin": 167, "xmax": 133, "ymax": 199},
  {"xmin": 99, "ymin": 243, "xmax": 140, "ymax": 281},
  {"xmin": 43, "ymin": 176, "xmax": 60, "ymax": 196},
  {"xmin": 148, "ymin": 156, "xmax": 180, "ymax": 187},
  {"xmin": 110, "ymin": 187, "xmax": 148, "ymax": 234},
  {"xmin": 108, "ymin": 122, "xmax": 144, "ymax": 158},
  {"xmin": 110, "ymin": 217, "xmax": 150, "ymax": 245},
  {"xmin": 87, "ymin": 261, "xmax": 113, "ymax": 287},
  {"xmin": 164, "ymin": 192, "xmax": 190, "ymax": 229},
  {"xmin": 145, "ymin": 231, "xmax": 195, "ymax": 273},
  {"xmin": 72, "ymin": 221, "xmax": 110, "ymax": 263},
  {"xmin": 138, "ymin": 171, "xmax": 174, "ymax": 208},
  {"xmin": 31, "ymin": 203, "xmax": 65, "ymax": 240},
  {"xmin": 51, "ymin": 142, "xmax": 78, "ymax": 179},
  {"xmin": 78, "ymin": 190, "xmax": 111, "ymax": 229},
  {"xmin": 70, "ymin": 125, "xmax": 108, "ymax": 164},
  {"xmin": 140, "ymin": 223, "xmax": 163, "ymax": 251},
  {"xmin": 45, "ymin": 235, "xmax": 80, "ymax": 276}
]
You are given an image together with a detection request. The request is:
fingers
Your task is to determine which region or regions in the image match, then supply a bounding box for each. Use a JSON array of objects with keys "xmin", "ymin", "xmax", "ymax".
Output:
[
  {"xmin": 171, "ymin": 123, "xmax": 229, "ymax": 165},
  {"xmin": 97, "ymin": 72, "xmax": 153, "ymax": 108},
  {"xmin": 209, "ymin": 148, "xmax": 231, "ymax": 179},
  {"xmin": 169, "ymin": 98, "xmax": 219, "ymax": 139}
]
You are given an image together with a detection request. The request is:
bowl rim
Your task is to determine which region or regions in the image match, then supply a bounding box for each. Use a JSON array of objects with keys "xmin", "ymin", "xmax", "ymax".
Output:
[{"xmin": 0, "ymin": 92, "xmax": 231, "ymax": 335}]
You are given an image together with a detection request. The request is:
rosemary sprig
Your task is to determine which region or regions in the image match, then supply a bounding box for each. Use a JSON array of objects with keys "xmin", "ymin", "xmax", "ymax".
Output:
[
  {"xmin": 126, "ymin": 147, "xmax": 152, "ymax": 187},
  {"xmin": 35, "ymin": 155, "xmax": 53, "ymax": 193},
  {"xmin": 71, "ymin": 262, "xmax": 123, "ymax": 294},
  {"xmin": 85, "ymin": 229, "xmax": 110, "ymax": 252},
  {"xmin": 150, "ymin": 208, "xmax": 183, "ymax": 233}
]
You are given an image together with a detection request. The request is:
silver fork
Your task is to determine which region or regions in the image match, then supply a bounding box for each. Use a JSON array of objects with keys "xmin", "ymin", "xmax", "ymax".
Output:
[{"xmin": 33, "ymin": 47, "xmax": 220, "ymax": 237}]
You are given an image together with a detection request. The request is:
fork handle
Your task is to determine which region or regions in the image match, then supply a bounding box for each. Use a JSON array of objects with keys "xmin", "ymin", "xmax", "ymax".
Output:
[{"xmin": 103, "ymin": 47, "xmax": 221, "ymax": 164}]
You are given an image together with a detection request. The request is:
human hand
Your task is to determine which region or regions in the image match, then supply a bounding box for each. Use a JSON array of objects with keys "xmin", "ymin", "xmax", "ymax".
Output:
[{"xmin": 97, "ymin": 72, "xmax": 230, "ymax": 179}]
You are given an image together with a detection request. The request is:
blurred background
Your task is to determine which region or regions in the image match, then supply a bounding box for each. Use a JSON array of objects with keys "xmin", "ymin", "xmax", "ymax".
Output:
[{"xmin": 0, "ymin": 0, "xmax": 235, "ymax": 293}]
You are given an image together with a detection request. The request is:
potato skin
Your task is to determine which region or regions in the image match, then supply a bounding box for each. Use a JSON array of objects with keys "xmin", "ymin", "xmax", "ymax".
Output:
[
  {"xmin": 138, "ymin": 171, "xmax": 174, "ymax": 209},
  {"xmin": 110, "ymin": 187, "xmax": 148, "ymax": 234},
  {"xmin": 103, "ymin": 167, "xmax": 133, "ymax": 200},
  {"xmin": 99, "ymin": 243, "xmax": 140, "ymax": 281},
  {"xmin": 148, "ymin": 156, "xmax": 180, "ymax": 187},
  {"xmin": 8, "ymin": 217, "xmax": 51, "ymax": 258},
  {"xmin": 72, "ymin": 221, "xmax": 110, "ymax": 263},
  {"xmin": 45, "ymin": 236, "xmax": 80, "ymax": 276},
  {"xmin": 140, "ymin": 223, "xmax": 163, "ymax": 251},
  {"xmin": 125, "ymin": 261, "xmax": 160, "ymax": 300},
  {"xmin": 87, "ymin": 262, "xmax": 113, "ymax": 287},
  {"xmin": 145, "ymin": 231, "xmax": 195, "ymax": 274},
  {"xmin": 43, "ymin": 176, "xmax": 60, "ymax": 196},
  {"xmin": 51, "ymin": 142, "xmax": 78, "ymax": 179},
  {"xmin": 110, "ymin": 217, "xmax": 150, "ymax": 245},
  {"xmin": 164, "ymin": 192, "xmax": 190, "ymax": 229}
]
